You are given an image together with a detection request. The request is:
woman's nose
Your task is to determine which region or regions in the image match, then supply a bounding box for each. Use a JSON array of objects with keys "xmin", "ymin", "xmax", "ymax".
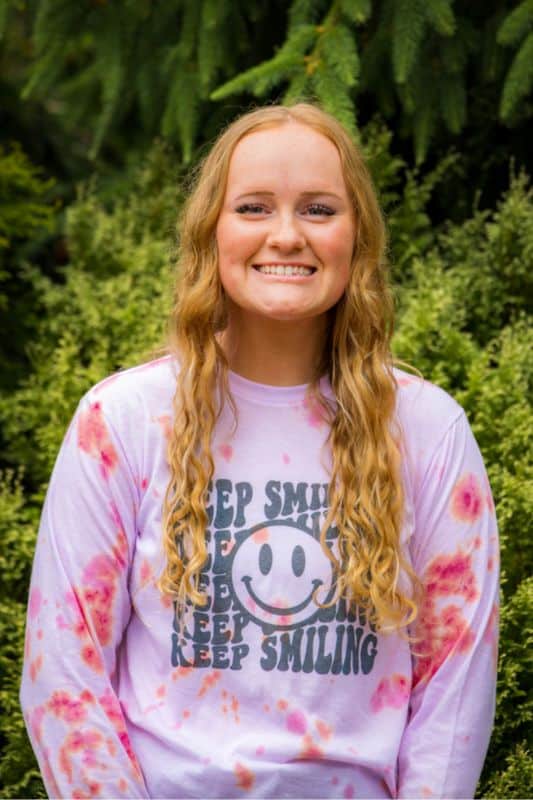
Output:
[{"xmin": 266, "ymin": 212, "xmax": 306, "ymax": 251}]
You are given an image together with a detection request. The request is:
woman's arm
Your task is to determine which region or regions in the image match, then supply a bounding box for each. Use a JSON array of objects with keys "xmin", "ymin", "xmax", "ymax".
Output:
[
  {"xmin": 20, "ymin": 394, "xmax": 150, "ymax": 798},
  {"xmin": 398, "ymin": 411, "xmax": 499, "ymax": 799}
]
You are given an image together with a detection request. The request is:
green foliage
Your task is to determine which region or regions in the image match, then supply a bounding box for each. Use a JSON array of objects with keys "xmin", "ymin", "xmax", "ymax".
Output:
[
  {"xmin": 0, "ymin": 598, "xmax": 46, "ymax": 799},
  {"xmin": 497, "ymin": 0, "xmax": 533, "ymax": 120},
  {"xmin": 461, "ymin": 320, "xmax": 533, "ymax": 594},
  {"xmin": 0, "ymin": 143, "xmax": 57, "ymax": 391},
  {"xmin": 0, "ymin": 129, "xmax": 531, "ymax": 797},
  {"xmin": 478, "ymin": 579, "xmax": 533, "ymax": 797},
  {"xmin": 0, "ymin": 142, "xmax": 55, "ymax": 256},
  {"xmin": 392, "ymin": 0, "xmax": 428, "ymax": 85},
  {"xmin": 20, "ymin": 0, "xmax": 284, "ymax": 162},
  {"xmin": 0, "ymin": 141, "xmax": 180, "ymax": 488},
  {"xmin": 0, "ymin": 471, "xmax": 45, "ymax": 798},
  {"xmin": 482, "ymin": 743, "xmax": 533, "ymax": 799},
  {"xmin": 391, "ymin": 174, "xmax": 533, "ymax": 797},
  {"xmin": 11, "ymin": 1, "xmax": 531, "ymax": 166}
]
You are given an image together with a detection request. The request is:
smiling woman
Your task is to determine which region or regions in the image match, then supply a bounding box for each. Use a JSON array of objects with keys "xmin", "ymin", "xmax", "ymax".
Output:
[{"xmin": 20, "ymin": 104, "xmax": 499, "ymax": 800}]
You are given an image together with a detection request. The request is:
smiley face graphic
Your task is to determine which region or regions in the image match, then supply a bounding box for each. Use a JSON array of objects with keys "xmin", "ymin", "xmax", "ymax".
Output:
[{"xmin": 229, "ymin": 519, "xmax": 335, "ymax": 630}]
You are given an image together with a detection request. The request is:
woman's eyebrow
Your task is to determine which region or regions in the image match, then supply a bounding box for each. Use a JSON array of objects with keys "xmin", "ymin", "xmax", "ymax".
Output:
[{"xmin": 233, "ymin": 190, "xmax": 344, "ymax": 200}]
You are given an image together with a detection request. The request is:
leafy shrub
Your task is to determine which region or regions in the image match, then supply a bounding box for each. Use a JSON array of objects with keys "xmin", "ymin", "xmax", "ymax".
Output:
[
  {"xmin": 0, "ymin": 144, "xmax": 57, "ymax": 391},
  {"xmin": 0, "ymin": 135, "xmax": 531, "ymax": 798}
]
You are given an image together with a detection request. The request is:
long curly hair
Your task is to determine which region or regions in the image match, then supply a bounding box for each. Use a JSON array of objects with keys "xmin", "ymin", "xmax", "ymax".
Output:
[{"xmin": 160, "ymin": 103, "xmax": 419, "ymax": 631}]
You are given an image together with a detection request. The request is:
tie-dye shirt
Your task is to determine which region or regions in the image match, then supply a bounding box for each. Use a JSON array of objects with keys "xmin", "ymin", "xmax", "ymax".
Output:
[{"xmin": 20, "ymin": 356, "xmax": 499, "ymax": 799}]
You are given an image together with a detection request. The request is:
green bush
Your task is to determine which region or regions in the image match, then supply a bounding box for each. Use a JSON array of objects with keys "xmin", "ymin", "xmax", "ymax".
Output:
[
  {"xmin": 0, "ymin": 133, "xmax": 531, "ymax": 798},
  {"xmin": 0, "ymin": 144, "xmax": 57, "ymax": 392}
]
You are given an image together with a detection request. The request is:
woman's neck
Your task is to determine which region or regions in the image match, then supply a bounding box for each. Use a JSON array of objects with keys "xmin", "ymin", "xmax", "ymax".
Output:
[{"xmin": 220, "ymin": 311, "xmax": 327, "ymax": 386}]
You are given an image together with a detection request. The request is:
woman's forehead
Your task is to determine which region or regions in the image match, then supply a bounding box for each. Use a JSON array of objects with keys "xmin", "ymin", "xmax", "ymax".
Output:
[{"xmin": 224, "ymin": 122, "xmax": 347, "ymax": 197}]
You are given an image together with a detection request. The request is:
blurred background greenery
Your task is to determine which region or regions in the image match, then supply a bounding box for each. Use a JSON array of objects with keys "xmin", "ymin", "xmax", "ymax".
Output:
[{"xmin": 0, "ymin": 1, "xmax": 531, "ymax": 797}]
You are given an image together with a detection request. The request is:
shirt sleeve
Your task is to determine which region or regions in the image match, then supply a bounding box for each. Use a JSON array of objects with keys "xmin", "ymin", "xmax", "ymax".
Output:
[
  {"xmin": 397, "ymin": 411, "xmax": 499, "ymax": 799},
  {"xmin": 20, "ymin": 394, "xmax": 150, "ymax": 799}
]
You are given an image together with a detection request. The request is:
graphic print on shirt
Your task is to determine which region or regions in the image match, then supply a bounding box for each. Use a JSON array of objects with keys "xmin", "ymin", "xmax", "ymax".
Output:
[{"xmin": 171, "ymin": 478, "xmax": 379, "ymax": 676}]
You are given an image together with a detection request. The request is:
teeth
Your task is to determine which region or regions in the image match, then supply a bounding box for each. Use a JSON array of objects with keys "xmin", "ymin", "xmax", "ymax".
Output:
[{"xmin": 256, "ymin": 265, "xmax": 314, "ymax": 276}]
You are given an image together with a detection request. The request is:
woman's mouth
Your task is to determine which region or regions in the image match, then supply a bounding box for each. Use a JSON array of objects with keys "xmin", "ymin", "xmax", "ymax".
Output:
[{"xmin": 253, "ymin": 264, "xmax": 316, "ymax": 277}]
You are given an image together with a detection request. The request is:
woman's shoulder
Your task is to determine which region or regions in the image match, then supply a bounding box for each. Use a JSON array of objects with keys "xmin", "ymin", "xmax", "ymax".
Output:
[
  {"xmin": 81, "ymin": 354, "xmax": 177, "ymax": 427},
  {"xmin": 393, "ymin": 367, "xmax": 466, "ymax": 452}
]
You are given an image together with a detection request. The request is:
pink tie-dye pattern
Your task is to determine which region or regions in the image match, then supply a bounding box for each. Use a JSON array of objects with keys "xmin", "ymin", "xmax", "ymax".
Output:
[
  {"xmin": 29, "ymin": 654, "xmax": 44, "ymax": 682},
  {"xmin": 80, "ymin": 523, "xmax": 128, "ymax": 649},
  {"xmin": 218, "ymin": 443, "xmax": 233, "ymax": 462},
  {"xmin": 286, "ymin": 709, "xmax": 307, "ymax": 735},
  {"xmin": 77, "ymin": 402, "xmax": 118, "ymax": 480},
  {"xmin": 234, "ymin": 762, "xmax": 255, "ymax": 790},
  {"xmin": 302, "ymin": 393, "xmax": 326, "ymax": 429},
  {"xmin": 299, "ymin": 733, "xmax": 324, "ymax": 760},
  {"xmin": 413, "ymin": 549, "xmax": 478, "ymax": 686},
  {"xmin": 315, "ymin": 719, "xmax": 333, "ymax": 740},
  {"xmin": 47, "ymin": 689, "xmax": 92, "ymax": 724},
  {"xmin": 451, "ymin": 473, "xmax": 483, "ymax": 522},
  {"xmin": 483, "ymin": 603, "xmax": 499, "ymax": 645},
  {"xmin": 55, "ymin": 525, "xmax": 128, "ymax": 675},
  {"xmin": 59, "ymin": 729, "xmax": 105, "ymax": 784},
  {"xmin": 29, "ymin": 705, "xmax": 46, "ymax": 746},
  {"xmin": 155, "ymin": 414, "xmax": 172, "ymax": 440},
  {"xmin": 41, "ymin": 748, "xmax": 62, "ymax": 798},
  {"xmin": 231, "ymin": 695, "xmax": 240, "ymax": 723},
  {"xmin": 139, "ymin": 559, "xmax": 152, "ymax": 584},
  {"xmin": 198, "ymin": 670, "xmax": 221, "ymax": 697},
  {"xmin": 29, "ymin": 587, "xmax": 43, "ymax": 620},
  {"xmin": 370, "ymin": 674, "xmax": 410, "ymax": 713},
  {"xmin": 99, "ymin": 688, "xmax": 142, "ymax": 777}
]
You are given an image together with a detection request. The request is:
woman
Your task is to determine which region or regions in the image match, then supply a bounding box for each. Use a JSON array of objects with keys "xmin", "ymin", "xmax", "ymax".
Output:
[{"xmin": 21, "ymin": 104, "xmax": 499, "ymax": 799}]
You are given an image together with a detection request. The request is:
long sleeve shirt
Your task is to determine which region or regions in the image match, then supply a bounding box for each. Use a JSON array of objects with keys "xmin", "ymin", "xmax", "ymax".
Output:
[{"xmin": 20, "ymin": 356, "xmax": 499, "ymax": 799}]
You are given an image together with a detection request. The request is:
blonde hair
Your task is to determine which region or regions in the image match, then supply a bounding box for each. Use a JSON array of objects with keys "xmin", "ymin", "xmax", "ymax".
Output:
[{"xmin": 160, "ymin": 103, "xmax": 418, "ymax": 631}]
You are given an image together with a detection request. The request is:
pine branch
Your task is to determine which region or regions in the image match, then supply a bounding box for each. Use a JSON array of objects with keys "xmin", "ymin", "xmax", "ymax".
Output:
[
  {"xmin": 500, "ymin": 30, "xmax": 533, "ymax": 121},
  {"xmin": 424, "ymin": 0, "xmax": 455, "ymax": 37},
  {"xmin": 439, "ymin": 19, "xmax": 475, "ymax": 76},
  {"xmin": 21, "ymin": 40, "xmax": 69, "ymax": 98},
  {"xmin": 339, "ymin": 0, "xmax": 372, "ymax": 25},
  {"xmin": 439, "ymin": 74, "xmax": 466, "ymax": 134},
  {"xmin": 413, "ymin": 102, "xmax": 437, "ymax": 165},
  {"xmin": 392, "ymin": 0, "xmax": 428, "ymax": 84},
  {"xmin": 198, "ymin": 22, "xmax": 224, "ymax": 94},
  {"xmin": 497, "ymin": 0, "xmax": 533, "ymax": 47},
  {"xmin": 310, "ymin": 64, "xmax": 357, "ymax": 133},
  {"xmin": 178, "ymin": 0, "xmax": 202, "ymax": 61},
  {"xmin": 0, "ymin": 0, "xmax": 11, "ymax": 41},
  {"xmin": 321, "ymin": 22, "xmax": 360, "ymax": 87},
  {"xmin": 399, "ymin": 60, "xmax": 438, "ymax": 162},
  {"xmin": 137, "ymin": 59, "xmax": 164, "ymax": 133},
  {"xmin": 359, "ymin": 1, "xmax": 393, "ymax": 94},
  {"xmin": 162, "ymin": 66, "xmax": 200, "ymax": 163},
  {"xmin": 480, "ymin": 12, "xmax": 508, "ymax": 83},
  {"xmin": 89, "ymin": 22, "xmax": 126, "ymax": 159},
  {"xmin": 283, "ymin": 71, "xmax": 312, "ymax": 104},
  {"xmin": 288, "ymin": 0, "xmax": 329, "ymax": 33},
  {"xmin": 210, "ymin": 24, "xmax": 317, "ymax": 100}
]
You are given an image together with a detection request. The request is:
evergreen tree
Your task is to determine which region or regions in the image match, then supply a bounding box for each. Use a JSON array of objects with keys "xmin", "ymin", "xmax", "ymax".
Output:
[{"xmin": 3, "ymin": 0, "xmax": 530, "ymax": 165}]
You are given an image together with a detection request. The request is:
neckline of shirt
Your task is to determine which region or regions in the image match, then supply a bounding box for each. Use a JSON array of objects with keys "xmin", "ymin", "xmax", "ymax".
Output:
[{"xmin": 228, "ymin": 369, "xmax": 334, "ymax": 406}]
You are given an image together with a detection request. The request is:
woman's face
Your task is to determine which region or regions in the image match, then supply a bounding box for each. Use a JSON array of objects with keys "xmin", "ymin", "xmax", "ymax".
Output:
[{"xmin": 215, "ymin": 122, "xmax": 356, "ymax": 327}]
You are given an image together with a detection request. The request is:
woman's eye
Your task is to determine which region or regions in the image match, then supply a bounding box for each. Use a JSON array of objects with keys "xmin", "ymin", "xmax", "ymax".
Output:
[
  {"xmin": 235, "ymin": 203, "xmax": 268, "ymax": 214},
  {"xmin": 305, "ymin": 204, "xmax": 335, "ymax": 216}
]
